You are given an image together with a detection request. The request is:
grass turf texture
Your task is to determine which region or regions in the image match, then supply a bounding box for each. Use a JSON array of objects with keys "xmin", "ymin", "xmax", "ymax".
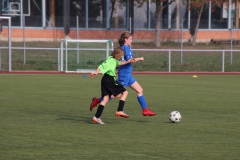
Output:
[{"xmin": 0, "ymin": 74, "xmax": 239, "ymax": 160}]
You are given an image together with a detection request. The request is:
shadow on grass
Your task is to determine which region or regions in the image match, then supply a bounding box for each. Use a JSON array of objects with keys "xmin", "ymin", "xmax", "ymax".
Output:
[
  {"xmin": 163, "ymin": 121, "xmax": 176, "ymax": 123},
  {"xmin": 57, "ymin": 114, "xmax": 163, "ymax": 124},
  {"xmin": 57, "ymin": 115, "xmax": 92, "ymax": 124},
  {"xmin": 135, "ymin": 119, "xmax": 152, "ymax": 123}
]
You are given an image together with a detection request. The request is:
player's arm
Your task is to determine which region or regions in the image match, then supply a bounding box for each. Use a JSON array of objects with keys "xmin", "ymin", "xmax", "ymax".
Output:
[
  {"xmin": 91, "ymin": 67, "xmax": 100, "ymax": 78},
  {"xmin": 91, "ymin": 58, "xmax": 111, "ymax": 78},
  {"xmin": 119, "ymin": 58, "xmax": 135, "ymax": 66},
  {"xmin": 133, "ymin": 57, "xmax": 144, "ymax": 62}
]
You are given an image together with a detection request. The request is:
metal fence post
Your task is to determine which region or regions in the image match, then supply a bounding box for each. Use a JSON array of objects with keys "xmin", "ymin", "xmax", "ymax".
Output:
[
  {"xmin": 23, "ymin": 15, "xmax": 26, "ymax": 64},
  {"xmin": 230, "ymin": 28, "xmax": 233, "ymax": 65},
  {"xmin": 180, "ymin": 18, "xmax": 184, "ymax": 65},
  {"xmin": 169, "ymin": 50, "xmax": 171, "ymax": 72},
  {"xmin": 58, "ymin": 49, "xmax": 61, "ymax": 72},
  {"xmin": 0, "ymin": 49, "xmax": 1, "ymax": 70},
  {"xmin": 222, "ymin": 51, "xmax": 225, "ymax": 72},
  {"xmin": 8, "ymin": 17, "xmax": 12, "ymax": 72},
  {"xmin": 76, "ymin": 15, "xmax": 79, "ymax": 64}
]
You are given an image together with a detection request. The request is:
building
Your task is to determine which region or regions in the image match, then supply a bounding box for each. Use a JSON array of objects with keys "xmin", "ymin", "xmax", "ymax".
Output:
[{"xmin": 0, "ymin": 0, "xmax": 239, "ymax": 42}]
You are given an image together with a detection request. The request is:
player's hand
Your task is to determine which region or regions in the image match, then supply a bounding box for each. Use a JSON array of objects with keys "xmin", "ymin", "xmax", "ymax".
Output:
[
  {"xmin": 139, "ymin": 57, "xmax": 144, "ymax": 61},
  {"xmin": 91, "ymin": 73, "xmax": 97, "ymax": 78},
  {"xmin": 130, "ymin": 58, "xmax": 136, "ymax": 63}
]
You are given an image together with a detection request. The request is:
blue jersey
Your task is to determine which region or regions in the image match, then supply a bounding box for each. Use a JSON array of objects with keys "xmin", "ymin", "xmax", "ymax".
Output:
[
  {"xmin": 119, "ymin": 45, "xmax": 134, "ymax": 74},
  {"xmin": 117, "ymin": 45, "xmax": 136, "ymax": 87}
]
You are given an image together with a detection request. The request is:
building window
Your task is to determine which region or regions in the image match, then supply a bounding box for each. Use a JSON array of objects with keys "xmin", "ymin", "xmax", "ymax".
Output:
[
  {"xmin": 109, "ymin": 0, "xmax": 127, "ymax": 29},
  {"xmin": 170, "ymin": 1, "xmax": 188, "ymax": 29},
  {"xmin": 134, "ymin": 1, "xmax": 148, "ymax": 29},
  {"xmin": 46, "ymin": 0, "xmax": 63, "ymax": 27},
  {"xmin": 1, "ymin": 0, "xmax": 238, "ymax": 30},
  {"xmin": 211, "ymin": 4, "xmax": 228, "ymax": 29}
]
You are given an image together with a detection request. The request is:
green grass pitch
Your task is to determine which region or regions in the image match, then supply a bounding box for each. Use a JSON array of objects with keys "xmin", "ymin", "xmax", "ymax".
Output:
[{"xmin": 0, "ymin": 74, "xmax": 239, "ymax": 160}]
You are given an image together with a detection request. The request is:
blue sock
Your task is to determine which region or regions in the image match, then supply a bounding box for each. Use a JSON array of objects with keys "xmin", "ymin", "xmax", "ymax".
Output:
[
  {"xmin": 99, "ymin": 96, "xmax": 111, "ymax": 102},
  {"xmin": 137, "ymin": 95, "xmax": 147, "ymax": 109}
]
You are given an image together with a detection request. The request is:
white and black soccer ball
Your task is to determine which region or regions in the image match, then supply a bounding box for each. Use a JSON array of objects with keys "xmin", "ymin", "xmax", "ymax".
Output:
[{"xmin": 169, "ymin": 111, "xmax": 182, "ymax": 123}]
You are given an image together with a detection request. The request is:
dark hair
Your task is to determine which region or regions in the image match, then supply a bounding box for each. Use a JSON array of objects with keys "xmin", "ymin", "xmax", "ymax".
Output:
[
  {"xmin": 111, "ymin": 47, "xmax": 124, "ymax": 59},
  {"xmin": 118, "ymin": 31, "xmax": 133, "ymax": 46}
]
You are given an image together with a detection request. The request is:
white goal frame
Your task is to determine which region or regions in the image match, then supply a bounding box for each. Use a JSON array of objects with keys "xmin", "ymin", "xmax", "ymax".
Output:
[
  {"xmin": 0, "ymin": 16, "xmax": 12, "ymax": 72},
  {"xmin": 60, "ymin": 39, "xmax": 113, "ymax": 73}
]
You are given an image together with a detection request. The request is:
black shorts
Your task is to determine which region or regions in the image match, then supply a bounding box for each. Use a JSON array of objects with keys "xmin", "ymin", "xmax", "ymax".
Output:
[{"xmin": 101, "ymin": 74, "xmax": 126, "ymax": 98}]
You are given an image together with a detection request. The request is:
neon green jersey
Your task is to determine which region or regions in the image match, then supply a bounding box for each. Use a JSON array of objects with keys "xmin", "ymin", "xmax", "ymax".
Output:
[{"xmin": 98, "ymin": 56, "xmax": 120, "ymax": 80}]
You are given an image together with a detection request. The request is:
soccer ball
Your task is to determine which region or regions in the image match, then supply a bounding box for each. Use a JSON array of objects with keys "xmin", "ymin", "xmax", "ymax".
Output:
[{"xmin": 169, "ymin": 111, "xmax": 182, "ymax": 123}]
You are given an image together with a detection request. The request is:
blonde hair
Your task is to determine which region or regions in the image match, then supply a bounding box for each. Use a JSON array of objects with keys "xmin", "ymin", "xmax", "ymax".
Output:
[
  {"xmin": 118, "ymin": 31, "xmax": 133, "ymax": 46},
  {"xmin": 111, "ymin": 47, "xmax": 124, "ymax": 60}
]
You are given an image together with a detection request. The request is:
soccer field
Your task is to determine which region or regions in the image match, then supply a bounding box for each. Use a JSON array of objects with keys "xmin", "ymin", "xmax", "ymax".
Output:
[{"xmin": 0, "ymin": 74, "xmax": 239, "ymax": 160}]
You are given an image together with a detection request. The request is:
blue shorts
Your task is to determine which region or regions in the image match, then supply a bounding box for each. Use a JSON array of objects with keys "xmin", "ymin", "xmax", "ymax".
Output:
[{"xmin": 117, "ymin": 74, "xmax": 136, "ymax": 87}]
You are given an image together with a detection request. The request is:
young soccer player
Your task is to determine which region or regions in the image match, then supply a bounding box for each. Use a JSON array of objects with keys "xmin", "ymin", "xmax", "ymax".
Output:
[
  {"xmin": 91, "ymin": 47, "xmax": 135, "ymax": 124},
  {"xmin": 90, "ymin": 31, "xmax": 157, "ymax": 116}
]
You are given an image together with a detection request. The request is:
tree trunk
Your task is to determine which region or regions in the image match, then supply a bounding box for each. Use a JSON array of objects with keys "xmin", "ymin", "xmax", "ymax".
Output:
[
  {"xmin": 50, "ymin": 0, "xmax": 55, "ymax": 27},
  {"xmin": 155, "ymin": 0, "xmax": 162, "ymax": 47},
  {"xmin": 236, "ymin": 0, "xmax": 239, "ymax": 29},
  {"xmin": 114, "ymin": 0, "xmax": 119, "ymax": 28},
  {"xmin": 110, "ymin": 0, "xmax": 115, "ymax": 28},
  {"xmin": 176, "ymin": 0, "xmax": 180, "ymax": 29},
  {"xmin": 192, "ymin": 3, "xmax": 204, "ymax": 46}
]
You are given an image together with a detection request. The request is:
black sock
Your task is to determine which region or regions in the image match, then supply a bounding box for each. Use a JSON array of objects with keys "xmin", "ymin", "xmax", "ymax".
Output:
[
  {"xmin": 95, "ymin": 105, "xmax": 104, "ymax": 118},
  {"xmin": 117, "ymin": 100, "xmax": 125, "ymax": 111}
]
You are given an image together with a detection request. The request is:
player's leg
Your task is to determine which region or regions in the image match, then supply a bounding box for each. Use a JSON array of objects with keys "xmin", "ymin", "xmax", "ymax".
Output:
[
  {"xmin": 90, "ymin": 95, "xmax": 115, "ymax": 111},
  {"xmin": 92, "ymin": 74, "xmax": 111, "ymax": 124},
  {"xmin": 92, "ymin": 95, "xmax": 109, "ymax": 124},
  {"xmin": 90, "ymin": 72, "xmax": 130, "ymax": 111},
  {"xmin": 130, "ymin": 81, "xmax": 157, "ymax": 116},
  {"xmin": 115, "ymin": 90, "xmax": 129, "ymax": 118},
  {"xmin": 90, "ymin": 97, "xmax": 100, "ymax": 111}
]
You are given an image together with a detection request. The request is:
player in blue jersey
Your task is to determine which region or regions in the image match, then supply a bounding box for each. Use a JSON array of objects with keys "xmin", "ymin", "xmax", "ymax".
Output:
[{"xmin": 90, "ymin": 31, "xmax": 156, "ymax": 116}]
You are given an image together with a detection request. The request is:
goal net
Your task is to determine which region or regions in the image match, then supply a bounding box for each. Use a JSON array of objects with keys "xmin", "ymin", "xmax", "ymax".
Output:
[{"xmin": 60, "ymin": 39, "xmax": 113, "ymax": 73}]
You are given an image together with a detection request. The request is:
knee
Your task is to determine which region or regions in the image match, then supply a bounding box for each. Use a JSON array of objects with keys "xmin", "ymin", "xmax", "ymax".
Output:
[
  {"xmin": 137, "ymin": 88, "xmax": 143, "ymax": 95},
  {"xmin": 123, "ymin": 90, "xmax": 128, "ymax": 96},
  {"xmin": 102, "ymin": 96, "xmax": 109, "ymax": 103}
]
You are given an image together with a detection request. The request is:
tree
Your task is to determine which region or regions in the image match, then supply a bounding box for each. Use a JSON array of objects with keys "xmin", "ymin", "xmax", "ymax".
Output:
[
  {"xmin": 188, "ymin": 0, "xmax": 225, "ymax": 45},
  {"xmin": 236, "ymin": 0, "xmax": 239, "ymax": 29},
  {"xmin": 176, "ymin": 0, "xmax": 180, "ymax": 29},
  {"xmin": 50, "ymin": 0, "xmax": 55, "ymax": 27},
  {"xmin": 137, "ymin": 0, "xmax": 176, "ymax": 47},
  {"xmin": 0, "ymin": 1, "xmax": 2, "ymax": 34},
  {"xmin": 109, "ymin": 0, "xmax": 125, "ymax": 28},
  {"xmin": 188, "ymin": 0, "xmax": 205, "ymax": 46}
]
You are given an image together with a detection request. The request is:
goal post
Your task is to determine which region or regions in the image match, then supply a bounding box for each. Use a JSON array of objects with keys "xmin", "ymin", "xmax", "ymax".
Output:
[
  {"xmin": 60, "ymin": 39, "xmax": 113, "ymax": 73},
  {"xmin": 0, "ymin": 16, "xmax": 12, "ymax": 72}
]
